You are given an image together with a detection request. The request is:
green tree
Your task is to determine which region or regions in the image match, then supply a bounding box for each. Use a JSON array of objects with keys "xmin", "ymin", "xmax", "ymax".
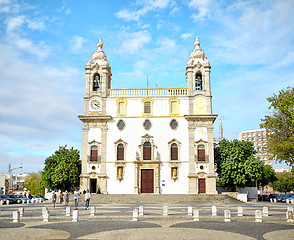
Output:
[
  {"xmin": 42, "ymin": 146, "xmax": 81, "ymax": 190},
  {"xmin": 271, "ymin": 172, "xmax": 294, "ymax": 193},
  {"xmin": 24, "ymin": 171, "xmax": 45, "ymax": 195},
  {"xmin": 260, "ymin": 87, "xmax": 294, "ymax": 167},
  {"xmin": 215, "ymin": 139, "xmax": 264, "ymax": 190},
  {"xmin": 260, "ymin": 165, "xmax": 277, "ymax": 187}
]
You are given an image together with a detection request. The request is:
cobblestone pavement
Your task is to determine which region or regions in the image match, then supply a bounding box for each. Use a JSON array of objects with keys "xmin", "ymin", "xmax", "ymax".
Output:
[{"xmin": 0, "ymin": 201, "xmax": 294, "ymax": 240}]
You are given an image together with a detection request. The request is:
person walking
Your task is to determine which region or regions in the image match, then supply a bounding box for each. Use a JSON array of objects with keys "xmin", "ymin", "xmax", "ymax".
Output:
[
  {"xmin": 85, "ymin": 189, "xmax": 90, "ymax": 210},
  {"xmin": 74, "ymin": 188, "xmax": 80, "ymax": 210},
  {"xmin": 52, "ymin": 191, "xmax": 56, "ymax": 209},
  {"xmin": 64, "ymin": 190, "xmax": 69, "ymax": 206}
]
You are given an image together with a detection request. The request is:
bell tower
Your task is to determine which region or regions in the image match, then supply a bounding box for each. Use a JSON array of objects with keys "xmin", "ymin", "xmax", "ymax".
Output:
[
  {"xmin": 186, "ymin": 36, "xmax": 212, "ymax": 115},
  {"xmin": 84, "ymin": 38, "xmax": 112, "ymax": 115},
  {"xmin": 79, "ymin": 38, "xmax": 112, "ymax": 194}
]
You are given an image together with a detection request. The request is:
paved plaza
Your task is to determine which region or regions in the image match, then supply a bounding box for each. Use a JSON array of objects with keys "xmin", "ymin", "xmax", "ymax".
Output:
[{"xmin": 0, "ymin": 201, "xmax": 294, "ymax": 240}]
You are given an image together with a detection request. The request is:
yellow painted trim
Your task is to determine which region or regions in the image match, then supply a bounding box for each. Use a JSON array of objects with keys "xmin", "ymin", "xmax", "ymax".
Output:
[
  {"xmin": 141, "ymin": 97, "xmax": 154, "ymax": 117},
  {"xmin": 116, "ymin": 97, "xmax": 127, "ymax": 117},
  {"xmin": 112, "ymin": 116, "xmax": 185, "ymax": 119},
  {"xmin": 168, "ymin": 97, "xmax": 180, "ymax": 116}
]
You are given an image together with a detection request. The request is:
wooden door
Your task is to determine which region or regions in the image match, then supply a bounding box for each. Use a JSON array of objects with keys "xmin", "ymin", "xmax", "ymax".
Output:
[
  {"xmin": 198, "ymin": 179, "xmax": 206, "ymax": 194},
  {"xmin": 141, "ymin": 169, "xmax": 154, "ymax": 193},
  {"xmin": 198, "ymin": 149, "xmax": 205, "ymax": 162},
  {"xmin": 90, "ymin": 179, "xmax": 97, "ymax": 193}
]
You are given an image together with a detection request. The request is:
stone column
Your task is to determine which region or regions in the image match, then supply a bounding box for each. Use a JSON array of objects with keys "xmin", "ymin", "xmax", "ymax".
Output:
[
  {"xmin": 99, "ymin": 123, "xmax": 108, "ymax": 194},
  {"xmin": 188, "ymin": 122, "xmax": 197, "ymax": 194},
  {"xmin": 80, "ymin": 125, "xmax": 89, "ymax": 191},
  {"xmin": 206, "ymin": 124, "xmax": 217, "ymax": 194},
  {"xmin": 134, "ymin": 161, "xmax": 139, "ymax": 194}
]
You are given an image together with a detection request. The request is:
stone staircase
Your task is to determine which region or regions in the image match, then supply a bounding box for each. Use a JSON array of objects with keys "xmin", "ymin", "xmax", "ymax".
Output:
[{"xmin": 78, "ymin": 194, "xmax": 241, "ymax": 204}]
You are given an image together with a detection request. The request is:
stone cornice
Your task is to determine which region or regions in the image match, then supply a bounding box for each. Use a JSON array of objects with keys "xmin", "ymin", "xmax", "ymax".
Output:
[
  {"xmin": 78, "ymin": 115, "xmax": 112, "ymax": 122},
  {"xmin": 184, "ymin": 114, "xmax": 218, "ymax": 123}
]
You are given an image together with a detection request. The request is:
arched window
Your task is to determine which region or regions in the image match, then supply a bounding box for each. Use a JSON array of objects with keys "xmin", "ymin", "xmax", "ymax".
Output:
[
  {"xmin": 197, "ymin": 144, "xmax": 205, "ymax": 162},
  {"xmin": 90, "ymin": 145, "xmax": 98, "ymax": 161},
  {"xmin": 143, "ymin": 142, "xmax": 151, "ymax": 160},
  {"xmin": 93, "ymin": 74, "xmax": 100, "ymax": 91},
  {"xmin": 195, "ymin": 72, "xmax": 202, "ymax": 90},
  {"xmin": 171, "ymin": 143, "xmax": 178, "ymax": 160},
  {"xmin": 117, "ymin": 143, "xmax": 124, "ymax": 161}
]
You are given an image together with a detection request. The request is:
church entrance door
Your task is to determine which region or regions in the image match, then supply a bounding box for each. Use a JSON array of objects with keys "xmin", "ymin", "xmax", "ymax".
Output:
[
  {"xmin": 198, "ymin": 179, "xmax": 206, "ymax": 193},
  {"xmin": 141, "ymin": 169, "xmax": 154, "ymax": 193},
  {"xmin": 90, "ymin": 179, "xmax": 97, "ymax": 193}
]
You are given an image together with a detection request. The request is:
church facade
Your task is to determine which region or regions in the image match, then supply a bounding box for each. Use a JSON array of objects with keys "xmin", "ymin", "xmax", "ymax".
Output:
[{"xmin": 79, "ymin": 37, "xmax": 218, "ymax": 194}]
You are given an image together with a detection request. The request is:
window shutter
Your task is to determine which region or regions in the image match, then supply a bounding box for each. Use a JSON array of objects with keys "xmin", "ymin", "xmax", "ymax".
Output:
[
  {"xmin": 117, "ymin": 144, "xmax": 124, "ymax": 160},
  {"xmin": 171, "ymin": 143, "xmax": 178, "ymax": 160},
  {"xmin": 143, "ymin": 142, "xmax": 151, "ymax": 160}
]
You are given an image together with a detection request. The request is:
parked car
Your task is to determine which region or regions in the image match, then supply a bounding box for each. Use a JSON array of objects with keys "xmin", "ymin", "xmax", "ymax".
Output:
[
  {"xmin": 9, "ymin": 194, "xmax": 29, "ymax": 203},
  {"xmin": 31, "ymin": 195, "xmax": 44, "ymax": 203},
  {"xmin": 288, "ymin": 195, "xmax": 294, "ymax": 202},
  {"xmin": 281, "ymin": 193, "xmax": 294, "ymax": 203},
  {"xmin": 277, "ymin": 194, "xmax": 286, "ymax": 202},
  {"xmin": 0, "ymin": 195, "xmax": 17, "ymax": 204}
]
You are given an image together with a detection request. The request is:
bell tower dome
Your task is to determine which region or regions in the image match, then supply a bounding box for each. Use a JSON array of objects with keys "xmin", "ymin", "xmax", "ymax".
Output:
[
  {"xmin": 186, "ymin": 36, "xmax": 212, "ymax": 114},
  {"xmin": 84, "ymin": 38, "xmax": 112, "ymax": 115}
]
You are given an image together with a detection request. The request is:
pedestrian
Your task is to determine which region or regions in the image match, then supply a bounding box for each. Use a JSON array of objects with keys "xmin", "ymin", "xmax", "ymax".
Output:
[
  {"xmin": 65, "ymin": 190, "xmax": 69, "ymax": 206},
  {"xmin": 74, "ymin": 188, "xmax": 80, "ymax": 210},
  {"xmin": 60, "ymin": 191, "xmax": 64, "ymax": 204},
  {"xmin": 52, "ymin": 191, "xmax": 56, "ymax": 209},
  {"xmin": 85, "ymin": 189, "xmax": 90, "ymax": 210}
]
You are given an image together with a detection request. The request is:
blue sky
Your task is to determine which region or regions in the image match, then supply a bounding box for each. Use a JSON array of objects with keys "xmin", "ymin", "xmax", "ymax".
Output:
[{"xmin": 0, "ymin": 0, "xmax": 293, "ymax": 173}]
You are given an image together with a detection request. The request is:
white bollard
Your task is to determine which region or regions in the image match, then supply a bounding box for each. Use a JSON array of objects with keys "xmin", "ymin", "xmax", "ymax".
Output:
[
  {"xmin": 72, "ymin": 210, "xmax": 79, "ymax": 222},
  {"xmin": 163, "ymin": 206, "xmax": 168, "ymax": 216},
  {"xmin": 193, "ymin": 209, "xmax": 199, "ymax": 221},
  {"xmin": 224, "ymin": 209, "xmax": 231, "ymax": 222},
  {"xmin": 263, "ymin": 207, "xmax": 269, "ymax": 217},
  {"xmin": 212, "ymin": 206, "xmax": 217, "ymax": 216},
  {"xmin": 286, "ymin": 206, "xmax": 293, "ymax": 219},
  {"xmin": 270, "ymin": 198, "xmax": 273, "ymax": 203},
  {"xmin": 237, "ymin": 206, "xmax": 243, "ymax": 217},
  {"xmin": 6, "ymin": 200, "xmax": 9, "ymax": 205},
  {"xmin": 22, "ymin": 200, "xmax": 25, "ymax": 204},
  {"xmin": 18, "ymin": 207, "xmax": 24, "ymax": 217},
  {"xmin": 139, "ymin": 206, "xmax": 144, "ymax": 216},
  {"xmin": 0, "ymin": 200, "xmax": 3, "ymax": 205},
  {"xmin": 274, "ymin": 198, "xmax": 277, "ymax": 203},
  {"xmin": 42, "ymin": 207, "xmax": 48, "ymax": 217},
  {"xmin": 43, "ymin": 211, "xmax": 49, "ymax": 222},
  {"xmin": 133, "ymin": 209, "xmax": 138, "ymax": 221},
  {"xmin": 90, "ymin": 206, "xmax": 96, "ymax": 216},
  {"xmin": 66, "ymin": 206, "xmax": 71, "ymax": 216},
  {"xmin": 286, "ymin": 210, "xmax": 294, "ymax": 222},
  {"xmin": 291, "ymin": 199, "xmax": 294, "ymax": 204},
  {"xmin": 13, "ymin": 211, "xmax": 20, "ymax": 222},
  {"xmin": 286, "ymin": 199, "xmax": 290, "ymax": 204},
  {"xmin": 188, "ymin": 206, "xmax": 193, "ymax": 216},
  {"xmin": 255, "ymin": 210, "xmax": 262, "ymax": 222}
]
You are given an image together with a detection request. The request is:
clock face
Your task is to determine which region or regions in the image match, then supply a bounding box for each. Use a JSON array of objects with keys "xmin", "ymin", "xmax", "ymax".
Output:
[{"xmin": 90, "ymin": 100, "xmax": 101, "ymax": 110}]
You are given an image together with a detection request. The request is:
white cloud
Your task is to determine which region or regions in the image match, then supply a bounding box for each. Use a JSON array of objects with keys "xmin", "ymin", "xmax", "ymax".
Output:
[
  {"xmin": 27, "ymin": 19, "xmax": 46, "ymax": 30},
  {"xmin": 13, "ymin": 35, "xmax": 50, "ymax": 58},
  {"xmin": 0, "ymin": 0, "xmax": 20, "ymax": 14},
  {"xmin": 120, "ymin": 30, "xmax": 151, "ymax": 54},
  {"xmin": 156, "ymin": 36, "xmax": 176, "ymax": 48},
  {"xmin": 181, "ymin": 33, "xmax": 192, "ymax": 39},
  {"xmin": 70, "ymin": 36, "xmax": 86, "ymax": 51},
  {"xmin": 188, "ymin": 0, "xmax": 211, "ymax": 22},
  {"xmin": 6, "ymin": 16, "xmax": 25, "ymax": 32},
  {"xmin": 116, "ymin": 0, "xmax": 172, "ymax": 21}
]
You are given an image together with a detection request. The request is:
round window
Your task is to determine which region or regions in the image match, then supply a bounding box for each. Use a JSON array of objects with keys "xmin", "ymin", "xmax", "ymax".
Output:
[
  {"xmin": 200, "ymin": 165, "xmax": 204, "ymax": 170},
  {"xmin": 170, "ymin": 119, "xmax": 178, "ymax": 130},
  {"xmin": 117, "ymin": 120, "xmax": 125, "ymax": 130},
  {"xmin": 92, "ymin": 166, "xmax": 96, "ymax": 170},
  {"xmin": 143, "ymin": 119, "xmax": 151, "ymax": 130}
]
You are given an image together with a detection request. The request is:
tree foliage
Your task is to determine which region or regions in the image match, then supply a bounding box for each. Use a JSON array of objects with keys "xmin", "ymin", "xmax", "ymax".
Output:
[
  {"xmin": 24, "ymin": 171, "xmax": 45, "ymax": 195},
  {"xmin": 260, "ymin": 86, "xmax": 294, "ymax": 167},
  {"xmin": 42, "ymin": 146, "xmax": 81, "ymax": 190},
  {"xmin": 215, "ymin": 139, "xmax": 265, "ymax": 190},
  {"xmin": 271, "ymin": 172, "xmax": 294, "ymax": 193}
]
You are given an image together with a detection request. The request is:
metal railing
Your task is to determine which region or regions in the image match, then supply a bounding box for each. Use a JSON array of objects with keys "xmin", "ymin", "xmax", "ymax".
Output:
[
  {"xmin": 195, "ymin": 155, "xmax": 209, "ymax": 163},
  {"xmin": 87, "ymin": 155, "xmax": 101, "ymax": 163}
]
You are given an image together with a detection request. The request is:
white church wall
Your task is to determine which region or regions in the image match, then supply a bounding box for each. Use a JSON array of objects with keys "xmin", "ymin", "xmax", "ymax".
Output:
[
  {"xmin": 88, "ymin": 128, "xmax": 101, "ymax": 142},
  {"xmin": 195, "ymin": 127, "xmax": 207, "ymax": 141}
]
